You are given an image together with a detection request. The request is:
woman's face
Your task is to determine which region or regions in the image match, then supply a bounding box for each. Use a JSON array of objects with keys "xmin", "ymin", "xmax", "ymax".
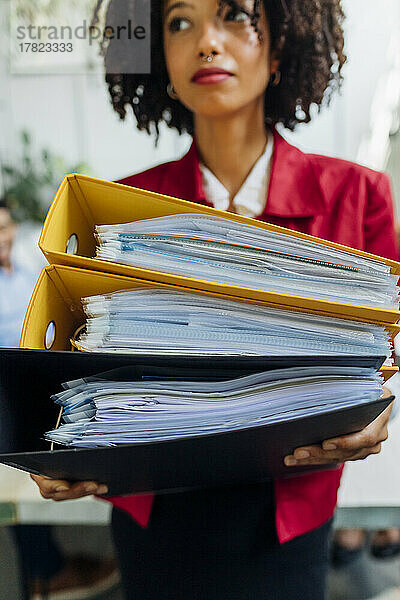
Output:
[{"xmin": 163, "ymin": 0, "xmax": 276, "ymax": 119}]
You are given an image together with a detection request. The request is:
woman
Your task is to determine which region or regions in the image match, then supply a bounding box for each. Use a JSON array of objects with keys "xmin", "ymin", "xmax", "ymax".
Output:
[{"xmin": 31, "ymin": 1, "xmax": 398, "ymax": 598}]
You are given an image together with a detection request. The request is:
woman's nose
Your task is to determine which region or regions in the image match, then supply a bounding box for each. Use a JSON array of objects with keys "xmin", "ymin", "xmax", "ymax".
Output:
[{"xmin": 196, "ymin": 21, "xmax": 224, "ymax": 61}]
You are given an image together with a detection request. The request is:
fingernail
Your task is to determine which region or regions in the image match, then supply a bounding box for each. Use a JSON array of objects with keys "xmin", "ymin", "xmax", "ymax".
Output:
[
  {"xmin": 284, "ymin": 457, "xmax": 297, "ymax": 466},
  {"xmin": 97, "ymin": 485, "xmax": 108, "ymax": 495},
  {"xmin": 323, "ymin": 443, "xmax": 337, "ymax": 450},
  {"xmin": 296, "ymin": 450, "xmax": 310, "ymax": 459},
  {"xmin": 84, "ymin": 484, "xmax": 98, "ymax": 493},
  {"xmin": 55, "ymin": 486, "xmax": 69, "ymax": 492}
]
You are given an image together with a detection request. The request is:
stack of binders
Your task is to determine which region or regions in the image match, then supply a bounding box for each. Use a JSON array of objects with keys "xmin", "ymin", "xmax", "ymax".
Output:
[{"xmin": 0, "ymin": 173, "xmax": 399, "ymax": 497}]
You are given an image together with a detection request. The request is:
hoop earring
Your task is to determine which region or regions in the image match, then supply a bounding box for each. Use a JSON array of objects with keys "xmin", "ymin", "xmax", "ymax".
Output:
[
  {"xmin": 270, "ymin": 70, "xmax": 281, "ymax": 87},
  {"xmin": 167, "ymin": 82, "xmax": 179, "ymax": 100}
]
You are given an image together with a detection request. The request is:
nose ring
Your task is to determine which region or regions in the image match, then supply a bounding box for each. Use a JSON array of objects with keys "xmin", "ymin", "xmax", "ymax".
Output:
[{"xmin": 201, "ymin": 53, "xmax": 215, "ymax": 63}]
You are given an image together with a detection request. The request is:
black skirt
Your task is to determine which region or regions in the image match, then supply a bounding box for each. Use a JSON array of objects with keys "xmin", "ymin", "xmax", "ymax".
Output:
[{"xmin": 111, "ymin": 481, "xmax": 332, "ymax": 600}]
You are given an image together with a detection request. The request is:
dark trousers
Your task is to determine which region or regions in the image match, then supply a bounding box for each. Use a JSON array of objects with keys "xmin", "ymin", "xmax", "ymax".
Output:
[
  {"xmin": 111, "ymin": 481, "xmax": 332, "ymax": 600},
  {"xmin": 11, "ymin": 525, "xmax": 64, "ymax": 580}
]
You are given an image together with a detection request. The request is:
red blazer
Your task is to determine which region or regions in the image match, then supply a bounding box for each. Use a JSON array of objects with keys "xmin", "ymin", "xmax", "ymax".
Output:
[{"xmin": 106, "ymin": 129, "xmax": 399, "ymax": 544}]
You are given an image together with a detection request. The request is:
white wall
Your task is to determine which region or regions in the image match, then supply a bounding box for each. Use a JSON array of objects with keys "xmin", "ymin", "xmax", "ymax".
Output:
[
  {"xmin": 285, "ymin": 0, "xmax": 400, "ymax": 162},
  {"xmin": 1, "ymin": 71, "xmax": 184, "ymax": 183}
]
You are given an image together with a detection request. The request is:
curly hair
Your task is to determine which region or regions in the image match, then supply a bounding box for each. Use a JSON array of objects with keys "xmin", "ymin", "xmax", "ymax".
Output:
[{"xmin": 92, "ymin": 0, "xmax": 346, "ymax": 144}]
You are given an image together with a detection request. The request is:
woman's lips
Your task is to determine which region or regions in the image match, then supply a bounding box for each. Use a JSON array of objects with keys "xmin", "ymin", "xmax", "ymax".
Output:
[{"xmin": 192, "ymin": 68, "xmax": 233, "ymax": 85}]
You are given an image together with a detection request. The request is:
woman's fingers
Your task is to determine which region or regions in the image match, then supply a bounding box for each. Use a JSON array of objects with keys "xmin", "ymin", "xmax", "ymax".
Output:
[
  {"xmin": 284, "ymin": 444, "xmax": 352, "ymax": 466},
  {"xmin": 52, "ymin": 482, "xmax": 109, "ymax": 501},
  {"xmin": 284, "ymin": 400, "xmax": 394, "ymax": 467},
  {"xmin": 30, "ymin": 473, "xmax": 108, "ymax": 500},
  {"xmin": 284, "ymin": 439, "xmax": 383, "ymax": 466},
  {"xmin": 30, "ymin": 474, "xmax": 71, "ymax": 496},
  {"xmin": 321, "ymin": 401, "xmax": 392, "ymax": 453},
  {"xmin": 346, "ymin": 443, "xmax": 382, "ymax": 461},
  {"xmin": 322, "ymin": 421, "xmax": 388, "ymax": 453},
  {"xmin": 284, "ymin": 443, "xmax": 382, "ymax": 466}
]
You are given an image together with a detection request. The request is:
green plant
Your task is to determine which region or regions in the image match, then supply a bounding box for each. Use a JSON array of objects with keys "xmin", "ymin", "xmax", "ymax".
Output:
[
  {"xmin": 14, "ymin": 0, "xmax": 96, "ymax": 22},
  {"xmin": 1, "ymin": 130, "xmax": 90, "ymax": 223}
]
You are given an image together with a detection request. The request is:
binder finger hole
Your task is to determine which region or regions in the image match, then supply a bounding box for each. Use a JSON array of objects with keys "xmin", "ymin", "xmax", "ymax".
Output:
[
  {"xmin": 66, "ymin": 234, "xmax": 78, "ymax": 255},
  {"xmin": 45, "ymin": 321, "xmax": 56, "ymax": 350}
]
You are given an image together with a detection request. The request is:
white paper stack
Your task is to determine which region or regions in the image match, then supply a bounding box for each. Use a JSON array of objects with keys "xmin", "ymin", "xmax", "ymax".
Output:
[
  {"xmin": 45, "ymin": 366, "xmax": 383, "ymax": 447},
  {"xmin": 94, "ymin": 214, "xmax": 399, "ymax": 309},
  {"xmin": 73, "ymin": 288, "xmax": 392, "ymax": 358}
]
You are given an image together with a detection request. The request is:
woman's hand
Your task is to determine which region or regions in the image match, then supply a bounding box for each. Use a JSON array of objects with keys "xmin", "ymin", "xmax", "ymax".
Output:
[
  {"xmin": 30, "ymin": 474, "xmax": 108, "ymax": 501},
  {"xmin": 284, "ymin": 388, "xmax": 394, "ymax": 467}
]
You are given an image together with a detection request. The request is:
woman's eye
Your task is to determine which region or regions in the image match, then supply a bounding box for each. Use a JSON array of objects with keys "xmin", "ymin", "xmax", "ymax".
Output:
[
  {"xmin": 225, "ymin": 9, "xmax": 250, "ymax": 23},
  {"xmin": 168, "ymin": 17, "xmax": 191, "ymax": 32}
]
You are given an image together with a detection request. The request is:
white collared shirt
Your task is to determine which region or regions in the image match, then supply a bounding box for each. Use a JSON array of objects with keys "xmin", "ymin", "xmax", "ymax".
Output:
[{"xmin": 199, "ymin": 133, "xmax": 274, "ymax": 218}]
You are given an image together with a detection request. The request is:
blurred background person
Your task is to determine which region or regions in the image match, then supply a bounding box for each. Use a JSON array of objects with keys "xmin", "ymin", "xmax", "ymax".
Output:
[{"xmin": 0, "ymin": 197, "xmax": 37, "ymax": 347}]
